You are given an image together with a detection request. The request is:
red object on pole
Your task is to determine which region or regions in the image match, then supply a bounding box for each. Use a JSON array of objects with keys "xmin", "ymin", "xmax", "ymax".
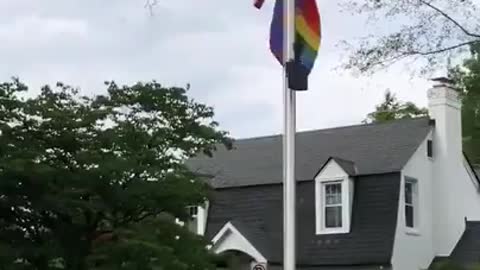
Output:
[{"xmin": 254, "ymin": 0, "xmax": 265, "ymax": 9}]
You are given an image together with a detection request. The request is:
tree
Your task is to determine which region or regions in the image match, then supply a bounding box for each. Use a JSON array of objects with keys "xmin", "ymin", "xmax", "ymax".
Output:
[
  {"xmin": 364, "ymin": 90, "xmax": 428, "ymax": 123},
  {"xmin": 0, "ymin": 79, "xmax": 231, "ymax": 269},
  {"xmin": 342, "ymin": 0, "xmax": 480, "ymax": 74},
  {"xmin": 430, "ymin": 260, "xmax": 466, "ymax": 270},
  {"xmin": 450, "ymin": 44, "xmax": 480, "ymax": 164}
]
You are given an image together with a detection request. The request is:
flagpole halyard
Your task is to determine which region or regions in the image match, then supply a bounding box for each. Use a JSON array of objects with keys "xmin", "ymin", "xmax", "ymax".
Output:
[{"xmin": 283, "ymin": 0, "xmax": 296, "ymax": 270}]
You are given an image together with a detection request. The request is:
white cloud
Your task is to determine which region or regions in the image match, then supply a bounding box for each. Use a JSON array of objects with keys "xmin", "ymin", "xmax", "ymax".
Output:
[
  {"xmin": 0, "ymin": 16, "xmax": 88, "ymax": 43},
  {"xmin": 0, "ymin": 0, "xmax": 433, "ymax": 138}
]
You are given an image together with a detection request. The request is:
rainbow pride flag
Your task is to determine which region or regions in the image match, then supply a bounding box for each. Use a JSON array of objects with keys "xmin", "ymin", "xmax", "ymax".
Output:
[{"xmin": 256, "ymin": 0, "xmax": 321, "ymax": 90}]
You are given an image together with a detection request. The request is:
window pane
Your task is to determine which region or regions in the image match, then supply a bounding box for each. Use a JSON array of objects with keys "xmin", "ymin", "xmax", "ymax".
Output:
[
  {"xmin": 325, "ymin": 183, "xmax": 342, "ymax": 205},
  {"xmin": 405, "ymin": 205, "xmax": 414, "ymax": 228},
  {"xmin": 405, "ymin": 182, "xmax": 413, "ymax": 204},
  {"xmin": 189, "ymin": 206, "xmax": 198, "ymax": 217},
  {"xmin": 326, "ymin": 206, "xmax": 342, "ymax": 228},
  {"xmin": 325, "ymin": 184, "xmax": 333, "ymax": 195},
  {"xmin": 326, "ymin": 194, "xmax": 335, "ymax": 205}
]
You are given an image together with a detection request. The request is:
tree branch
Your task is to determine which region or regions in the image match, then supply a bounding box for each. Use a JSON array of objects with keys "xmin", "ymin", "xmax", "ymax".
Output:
[
  {"xmin": 357, "ymin": 40, "xmax": 479, "ymax": 72},
  {"xmin": 410, "ymin": 40, "xmax": 479, "ymax": 55},
  {"xmin": 132, "ymin": 211, "xmax": 158, "ymax": 223},
  {"xmin": 419, "ymin": 0, "xmax": 480, "ymax": 38}
]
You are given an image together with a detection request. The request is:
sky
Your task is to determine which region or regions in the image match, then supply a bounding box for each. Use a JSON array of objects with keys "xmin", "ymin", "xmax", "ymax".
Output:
[{"xmin": 0, "ymin": 0, "xmax": 434, "ymax": 138}]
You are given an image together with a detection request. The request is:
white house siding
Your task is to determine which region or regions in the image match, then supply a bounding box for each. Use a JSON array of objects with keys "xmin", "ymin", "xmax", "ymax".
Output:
[
  {"xmin": 428, "ymin": 83, "xmax": 480, "ymax": 257},
  {"xmin": 392, "ymin": 133, "xmax": 435, "ymax": 270},
  {"xmin": 392, "ymin": 82, "xmax": 480, "ymax": 270},
  {"xmin": 437, "ymin": 154, "xmax": 480, "ymax": 250}
]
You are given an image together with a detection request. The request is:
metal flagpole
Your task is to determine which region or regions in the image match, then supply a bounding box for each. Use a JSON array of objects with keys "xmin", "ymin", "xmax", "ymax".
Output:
[{"xmin": 283, "ymin": 0, "xmax": 296, "ymax": 270}]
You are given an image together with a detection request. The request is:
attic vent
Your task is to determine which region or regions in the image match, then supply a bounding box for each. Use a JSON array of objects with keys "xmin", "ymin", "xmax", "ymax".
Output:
[{"xmin": 427, "ymin": 140, "xmax": 433, "ymax": 158}]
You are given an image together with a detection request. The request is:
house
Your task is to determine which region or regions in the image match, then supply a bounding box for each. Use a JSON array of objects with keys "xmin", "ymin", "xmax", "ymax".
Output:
[{"xmin": 186, "ymin": 79, "xmax": 480, "ymax": 270}]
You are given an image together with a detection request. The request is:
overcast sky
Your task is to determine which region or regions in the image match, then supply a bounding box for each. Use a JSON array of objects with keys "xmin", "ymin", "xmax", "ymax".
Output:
[{"xmin": 0, "ymin": 0, "xmax": 434, "ymax": 138}]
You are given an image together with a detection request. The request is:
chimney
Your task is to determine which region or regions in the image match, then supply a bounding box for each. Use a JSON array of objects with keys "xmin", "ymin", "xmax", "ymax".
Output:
[
  {"xmin": 428, "ymin": 77, "xmax": 463, "ymax": 160},
  {"xmin": 429, "ymin": 77, "xmax": 464, "ymax": 255}
]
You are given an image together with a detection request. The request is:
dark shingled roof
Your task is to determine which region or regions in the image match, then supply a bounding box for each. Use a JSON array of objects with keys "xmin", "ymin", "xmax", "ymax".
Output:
[
  {"xmin": 449, "ymin": 221, "xmax": 480, "ymax": 267},
  {"xmin": 188, "ymin": 118, "xmax": 432, "ymax": 188},
  {"xmin": 320, "ymin": 157, "xmax": 358, "ymax": 176},
  {"xmin": 206, "ymin": 173, "xmax": 401, "ymax": 266}
]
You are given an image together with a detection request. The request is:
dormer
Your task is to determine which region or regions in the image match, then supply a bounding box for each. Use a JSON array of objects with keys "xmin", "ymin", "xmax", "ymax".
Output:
[
  {"xmin": 315, "ymin": 157, "xmax": 356, "ymax": 235},
  {"xmin": 175, "ymin": 201, "xmax": 209, "ymax": 236}
]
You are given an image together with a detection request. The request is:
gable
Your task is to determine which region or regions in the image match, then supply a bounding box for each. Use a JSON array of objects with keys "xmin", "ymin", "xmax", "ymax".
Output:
[
  {"xmin": 205, "ymin": 172, "xmax": 401, "ymax": 266},
  {"xmin": 315, "ymin": 159, "xmax": 350, "ymax": 179},
  {"xmin": 210, "ymin": 221, "xmax": 267, "ymax": 263},
  {"xmin": 188, "ymin": 118, "xmax": 432, "ymax": 188}
]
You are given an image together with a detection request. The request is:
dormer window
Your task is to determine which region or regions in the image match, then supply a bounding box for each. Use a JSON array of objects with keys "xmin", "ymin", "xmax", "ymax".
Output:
[
  {"xmin": 186, "ymin": 206, "xmax": 199, "ymax": 234},
  {"xmin": 176, "ymin": 202, "xmax": 209, "ymax": 236},
  {"xmin": 324, "ymin": 182, "xmax": 343, "ymax": 228},
  {"xmin": 315, "ymin": 157, "xmax": 355, "ymax": 235},
  {"xmin": 188, "ymin": 206, "xmax": 198, "ymax": 219}
]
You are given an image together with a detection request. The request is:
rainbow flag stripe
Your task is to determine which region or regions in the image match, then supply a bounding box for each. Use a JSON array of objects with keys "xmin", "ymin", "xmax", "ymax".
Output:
[{"xmin": 269, "ymin": 0, "xmax": 321, "ymax": 73}]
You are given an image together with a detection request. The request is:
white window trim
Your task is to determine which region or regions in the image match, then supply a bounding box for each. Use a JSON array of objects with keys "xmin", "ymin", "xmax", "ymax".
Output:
[
  {"xmin": 315, "ymin": 177, "xmax": 351, "ymax": 235},
  {"xmin": 404, "ymin": 177, "xmax": 420, "ymax": 235}
]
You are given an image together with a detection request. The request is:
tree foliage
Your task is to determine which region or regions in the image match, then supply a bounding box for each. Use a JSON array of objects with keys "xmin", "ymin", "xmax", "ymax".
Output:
[
  {"xmin": 430, "ymin": 260, "xmax": 480, "ymax": 270},
  {"xmin": 364, "ymin": 90, "xmax": 428, "ymax": 123},
  {"xmin": 342, "ymin": 0, "xmax": 480, "ymax": 74},
  {"xmin": 0, "ymin": 79, "xmax": 231, "ymax": 270},
  {"xmin": 450, "ymin": 44, "xmax": 480, "ymax": 164}
]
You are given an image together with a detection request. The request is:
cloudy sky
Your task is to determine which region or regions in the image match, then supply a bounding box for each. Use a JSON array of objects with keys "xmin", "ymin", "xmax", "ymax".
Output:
[{"xmin": 0, "ymin": 0, "xmax": 433, "ymax": 138}]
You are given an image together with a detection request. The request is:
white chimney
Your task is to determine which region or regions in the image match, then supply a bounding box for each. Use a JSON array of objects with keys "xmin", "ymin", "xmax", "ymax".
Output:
[
  {"xmin": 428, "ymin": 77, "xmax": 464, "ymax": 256},
  {"xmin": 428, "ymin": 77, "xmax": 462, "ymax": 161}
]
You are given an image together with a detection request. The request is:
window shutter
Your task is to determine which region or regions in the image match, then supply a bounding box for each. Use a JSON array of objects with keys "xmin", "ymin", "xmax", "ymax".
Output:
[{"xmin": 427, "ymin": 140, "xmax": 433, "ymax": 158}]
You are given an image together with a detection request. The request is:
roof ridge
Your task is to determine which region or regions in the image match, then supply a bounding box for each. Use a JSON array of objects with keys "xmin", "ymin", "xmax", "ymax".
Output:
[
  {"xmin": 330, "ymin": 156, "xmax": 355, "ymax": 163},
  {"xmin": 233, "ymin": 117, "xmax": 431, "ymax": 142}
]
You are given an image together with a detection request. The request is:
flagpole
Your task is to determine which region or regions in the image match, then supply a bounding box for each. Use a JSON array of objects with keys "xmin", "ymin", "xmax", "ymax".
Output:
[{"xmin": 283, "ymin": 0, "xmax": 296, "ymax": 270}]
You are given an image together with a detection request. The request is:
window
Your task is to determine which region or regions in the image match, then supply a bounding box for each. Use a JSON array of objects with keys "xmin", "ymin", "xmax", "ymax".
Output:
[
  {"xmin": 177, "ymin": 203, "xmax": 209, "ymax": 236},
  {"xmin": 188, "ymin": 206, "xmax": 198, "ymax": 219},
  {"xmin": 324, "ymin": 182, "xmax": 342, "ymax": 228},
  {"xmin": 315, "ymin": 159, "xmax": 354, "ymax": 235},
  {"xmin": 404, "ymin": 178, "xmax": 418, "ymax": 229},
  {"xmin": 186, "ymin": 206, "xmax": 198, "ymax": 233},
  {"xmin": 427, "ymin": 140, "xmax": 433, "ymax": 158}
]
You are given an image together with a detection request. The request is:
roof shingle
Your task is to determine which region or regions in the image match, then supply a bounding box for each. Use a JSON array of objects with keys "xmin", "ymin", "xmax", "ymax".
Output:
[
  {"xmin": 449, "ymin": 221, "xmax": 480, "ymax": 267},
  {"xmin": 206, "ymin": 173, "xmax": 401, "ymax": 266},
  {"xmin": 188, "ymin": 118, "xmax": 432, "ymax": 188}
]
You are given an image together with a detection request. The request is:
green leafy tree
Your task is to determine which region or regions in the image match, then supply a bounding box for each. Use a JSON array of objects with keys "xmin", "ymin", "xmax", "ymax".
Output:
[
  {"xmin": 0, "ymin": 79, "xmax": 231, "ymax": 270},
  {"xmin": 429, "ymin": 260, "xmax": 480, "ymax": 270},
  {"xmin": 364, "ymin": 90, "xmax": 428, "ymax": 123},
  {"xmin": 341, "ymin": 0, "xmax": 480, "ymax": 74},
  {"xmin": 430, "ymin": 260, "xmax": 467, "ymax": 270},
  {"xmin": 450, "ymin": 44, "xmax": 480, "ymax": 164}
]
